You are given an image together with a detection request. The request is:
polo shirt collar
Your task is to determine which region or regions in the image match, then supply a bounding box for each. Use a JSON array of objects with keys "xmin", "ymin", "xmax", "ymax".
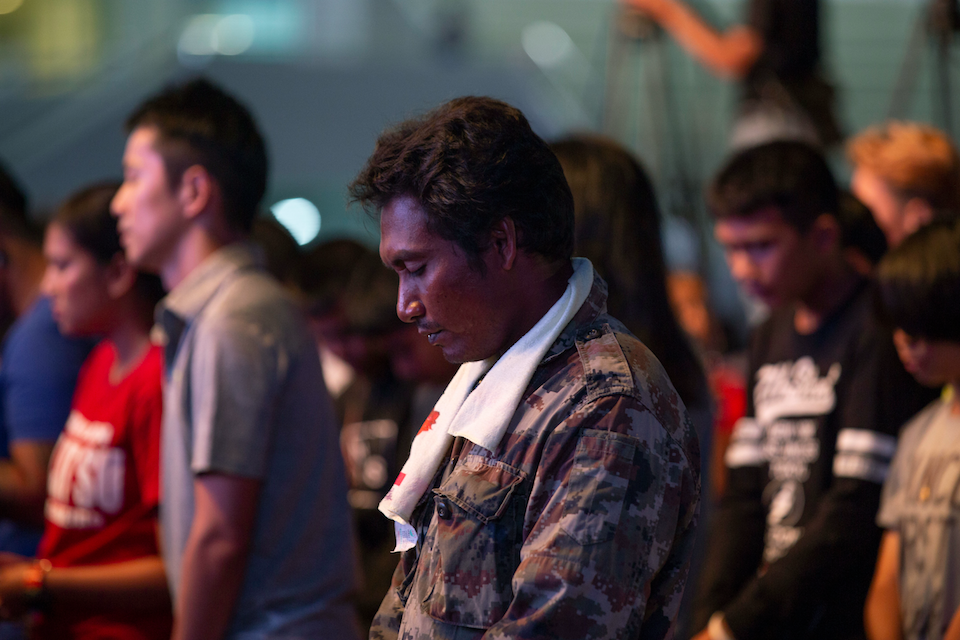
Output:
[{"xmin": 159, "ymin": 243, "xmax": 258, "ymax": 323}]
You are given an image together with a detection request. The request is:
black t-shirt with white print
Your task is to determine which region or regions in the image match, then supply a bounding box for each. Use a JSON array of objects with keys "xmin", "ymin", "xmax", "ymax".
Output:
[{"xmin": 694, "ymin": 277, "xmax": 939, "ymax": 640}]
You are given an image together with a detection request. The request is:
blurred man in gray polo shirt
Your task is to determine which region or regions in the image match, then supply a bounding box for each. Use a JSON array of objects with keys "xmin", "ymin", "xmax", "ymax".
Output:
[{"xmin": 112, "ymin": 78, "xmax": 358, "ymax": 640}]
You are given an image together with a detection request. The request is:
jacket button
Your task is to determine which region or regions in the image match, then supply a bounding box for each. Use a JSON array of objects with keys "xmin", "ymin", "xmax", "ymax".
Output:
[{"xmin": 436, "ymin": 498, "xmax": 452, "ymax": 520}]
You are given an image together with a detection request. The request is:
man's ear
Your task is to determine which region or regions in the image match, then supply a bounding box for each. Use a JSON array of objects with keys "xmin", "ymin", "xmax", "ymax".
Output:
[
  {"xmin": 902, "ymin": 197, "xmax": 934, "ymax": 237},
  {"xmin": 105, "ymin": 252, "xmax": 138, "ymax": 300},
  {"xmin": 809, "ymin": 213, "xmax": 841, "ymax": 253},
  {"xmin": 489, "ymin": 217, "xmax": 518, "ymax": 270},
  {"xmin": 177, "ymin": 165, "xmax": 215, "ymax": 221}
]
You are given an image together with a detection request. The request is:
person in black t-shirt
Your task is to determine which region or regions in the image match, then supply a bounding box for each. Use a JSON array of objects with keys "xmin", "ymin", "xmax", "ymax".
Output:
[
  {"xmin": 694, "ymin": 141, "xmax": 937, "ymax": 640},
  {"xmin": 620, "ymin": 0, "xmax": 841, "ymax": 149}
]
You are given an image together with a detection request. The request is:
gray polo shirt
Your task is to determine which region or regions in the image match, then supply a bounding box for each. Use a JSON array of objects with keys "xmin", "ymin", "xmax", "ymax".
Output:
[{"xmin": 156, "ymin": 244, "xmax": 358, "ymax": 638}]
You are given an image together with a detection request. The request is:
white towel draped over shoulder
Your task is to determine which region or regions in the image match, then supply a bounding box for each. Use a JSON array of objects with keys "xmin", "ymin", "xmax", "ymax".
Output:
[{"xmin": 379, "ymin": 258, "xmax": 595, "ymax": 551}]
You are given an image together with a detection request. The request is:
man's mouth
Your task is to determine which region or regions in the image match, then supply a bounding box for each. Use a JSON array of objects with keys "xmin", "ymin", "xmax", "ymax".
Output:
[
  {"xmin": 743, "ymin": 284, "xmax": 774, "ymax": 305},
  {"xmin": 419, "ymin": 327, "xmax": 442, "ymax": 344}
]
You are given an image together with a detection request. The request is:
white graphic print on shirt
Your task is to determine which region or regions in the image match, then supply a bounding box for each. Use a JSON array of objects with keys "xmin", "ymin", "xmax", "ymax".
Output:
[
  {"xmin": 45, "ymin": 410, "xmax": 125, "ymax": 529},
  {"xmin": 732, "ymin": 357, "xmax": 840, "ymax": 562}
]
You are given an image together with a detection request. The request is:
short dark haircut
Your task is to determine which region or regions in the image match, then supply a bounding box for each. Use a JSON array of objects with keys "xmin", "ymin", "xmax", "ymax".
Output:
[
  {"xmin": 0, "ymin": 158, "xmax": 40, "ymax": 245},
  {"xmin": 877, "ymin": 218, "xmax": 960, "ymax": 341},
  {"xmin": 54, "ymin": 181, "xmax": 166, "ymax": 307},
  {"xmin": 349, "ymin": 96, "xmax": 574, "ymax": 270},
  {"xmin": 250, "ymin": 216, "xmax": 301, "ymax": 287},
  {"xmin": 125, "ymin": 78, "xmax": 268, "ymax": 233},
  {"xmin": 0, "ymin": 158, "xmax": 27, "ymax": 223},
  {"xmin": 299, "ymin": 238, "xmax": 370, "ymax": 318},
  {"xmin": 708, "ymin": 140, "xmax": 840, "ymax": 232},
  {"xmin": 838, "ymin": 191, "xmax": 887, "ymax": 266}
]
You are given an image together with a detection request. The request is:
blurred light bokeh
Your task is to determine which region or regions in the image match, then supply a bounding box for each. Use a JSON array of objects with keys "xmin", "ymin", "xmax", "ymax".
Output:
[{"xmin": 0, "ymin": 0, "xmax": 952, "ymax": 317}]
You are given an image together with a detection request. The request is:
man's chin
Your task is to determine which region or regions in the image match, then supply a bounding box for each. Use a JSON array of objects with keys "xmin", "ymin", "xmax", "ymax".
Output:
[
  {"xmin": 121, "ymin": 247, "xmax": 144, "ymax": 267},
  {"xmin": 440, "ymin": 348, "xmax": 465, "ymax": 365},
  {"xmin": 438, "ymin": 344, "xmax": 475, "ymax": 366},
  {"xmin": 436, "ymin": 337, "xmax": 498, "ymax": 365},
  {"xmin": 910, "ymin": 370, "xmax": 944, "ymax": 388},
  {"xmin": 746, "ymin": 288, "xmax": 780, "ymax": 309},
  {"xmin": 127, "ymin": 250, "xmax": 162, "ymax": 275}
]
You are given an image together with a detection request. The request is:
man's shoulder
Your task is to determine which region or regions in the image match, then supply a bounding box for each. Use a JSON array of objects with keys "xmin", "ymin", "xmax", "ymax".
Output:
[
  {"xmin": 572, "ymin": 319, "xmax": 666, "ymax": 393},
  {"xmin": 3, "ymin": 297, "xmax": 95, "ymax": 372},
  {"xmin": 898, "ymin": 398, "xmax": 948, "ymax": 448},
  {"xmin": 544, "ymin": 316, "xmax": 694, "ymax": 452},
  {"xmin": 7, "ymin": 297, "xmax": 61, "ymax": 346},
  {"xmin": 198, "ymin": 269, "xmax": 306, "ymax": 338},
  {"xmin": 206, "ymin": 267, "xmax": 293, "ymax": 312}
]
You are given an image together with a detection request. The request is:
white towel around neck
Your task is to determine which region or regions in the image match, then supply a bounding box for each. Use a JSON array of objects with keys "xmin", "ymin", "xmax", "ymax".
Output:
[{"xmin": 379, "ymin": 257, "xmax": 594, "ymax": 551}]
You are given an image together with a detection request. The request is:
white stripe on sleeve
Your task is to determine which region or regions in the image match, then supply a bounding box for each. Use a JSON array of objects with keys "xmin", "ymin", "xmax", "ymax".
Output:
[
  {"xmin": 833, "ymin": 453, "xmax": 890, "ymax": 484},
  {"xmin": 725, "ymin": 418, "xmax": 765, "ymax": 468},
  {"xmin": 835, "ymin": 429, "xmax": 897, "ymax": 459}
]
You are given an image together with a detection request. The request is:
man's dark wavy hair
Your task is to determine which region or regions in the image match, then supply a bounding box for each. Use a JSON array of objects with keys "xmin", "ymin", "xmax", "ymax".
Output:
[
  {"xmin": 349, "ymin": 96, "xmax": 574, "ymax": 271},
  {"xmin": 125, "ymin": 78, "xmax": 267, "ymax": 233},
  {"xmin": 877, "ymin": 218, "xmax": 960, "ymax": 341},
  {"xmin": 708, "ymin": 140, "xmax": 839, "ymax": 232}
]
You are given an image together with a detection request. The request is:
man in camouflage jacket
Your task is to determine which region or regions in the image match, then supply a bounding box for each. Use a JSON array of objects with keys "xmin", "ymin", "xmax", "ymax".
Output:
[{"xmin": 350, "ymin": 95, "xmax": 700, "ymax": 640}]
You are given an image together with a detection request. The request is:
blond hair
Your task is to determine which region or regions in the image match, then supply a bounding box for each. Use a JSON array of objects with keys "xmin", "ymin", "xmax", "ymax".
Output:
[{"xmin": 847, "ymin": 121, "xmax": 960, "ymax": 209}]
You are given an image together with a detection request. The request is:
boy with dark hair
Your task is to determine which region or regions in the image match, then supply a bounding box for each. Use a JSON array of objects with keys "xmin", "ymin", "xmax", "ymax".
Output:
[
  {"xmin": 866, "ymin": 219, "xmax": 960, "ymax": 640},
  {"xmin": 112, "ymin": 78, "xmax": 358, "ymax": 640},
  {"xmin": 694, "ymin": 140, "xmax": 937, "ymax": 640}
]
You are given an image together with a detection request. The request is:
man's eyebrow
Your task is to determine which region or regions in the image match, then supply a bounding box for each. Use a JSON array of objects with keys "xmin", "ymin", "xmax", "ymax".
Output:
[{"xmin": 385, "ymin": 250, "xmax": 422, "ymax": 268}]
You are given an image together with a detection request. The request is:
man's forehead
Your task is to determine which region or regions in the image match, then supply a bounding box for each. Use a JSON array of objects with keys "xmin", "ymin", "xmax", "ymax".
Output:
[
  {"xmin": 123, "ymin": 126, "xmax": 162, "ymax": 161},
  {"xmin": 715, "ymin": 207, "xmax": 795, "ymax": 242},
  {"xmin": 381, "ymin": 197, "xmax": 434, "ymax": 242},
  {"xmin": 382, "ymin": 195, "xmax": 428, "ymax": 224}
]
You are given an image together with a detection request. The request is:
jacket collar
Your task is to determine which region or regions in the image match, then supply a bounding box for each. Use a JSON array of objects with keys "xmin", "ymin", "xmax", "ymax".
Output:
[{"xmin": 542, "ymin": 270, "xmax": 609, "ymax": 363}]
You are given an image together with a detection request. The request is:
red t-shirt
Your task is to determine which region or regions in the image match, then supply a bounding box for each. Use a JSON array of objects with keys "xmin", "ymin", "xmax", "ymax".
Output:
[
  {"xmin": 36, "ymin": 341, "xmax": 171, "ymax": 640},
  {"xmin": 711, "ymin": 362, "xmax": 748, "ymax": 437}
]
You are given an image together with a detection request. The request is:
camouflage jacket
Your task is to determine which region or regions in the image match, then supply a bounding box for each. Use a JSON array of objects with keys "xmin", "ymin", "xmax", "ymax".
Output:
[{"xmin": 369, "ymin": 273, "xmax": 701, "ymax": 640}]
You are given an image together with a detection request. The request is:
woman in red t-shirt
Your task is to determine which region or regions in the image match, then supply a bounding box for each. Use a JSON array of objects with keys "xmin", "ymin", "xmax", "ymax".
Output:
[{"xmin": 0, "ymin": 182, "xmax": 170, "ymax": 639}]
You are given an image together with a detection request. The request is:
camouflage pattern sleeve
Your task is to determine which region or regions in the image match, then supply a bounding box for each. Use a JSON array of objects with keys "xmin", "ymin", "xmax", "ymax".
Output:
[{"xmin": 369, "ymin": 555, "xmax": 404, "ymax": 640}]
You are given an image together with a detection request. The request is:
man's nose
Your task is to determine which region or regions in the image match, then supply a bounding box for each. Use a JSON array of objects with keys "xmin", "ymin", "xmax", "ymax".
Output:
[
  {"xmin": 40, "ymin": 268, "xmax": 55, "ymax": 298},
  {"xmin": 727, "ymin": 251, "xmax": 756, "ymax": 283},
  {"xmin": 110, "ymin": 188, "xmax": 126, "ymax": 217},
  {"xmin": 397, "ymin": 286, "xmax": 424, "ymax": 323}
]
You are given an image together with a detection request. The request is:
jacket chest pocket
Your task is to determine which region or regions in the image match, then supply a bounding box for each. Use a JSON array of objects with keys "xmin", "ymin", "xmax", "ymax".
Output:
[{"xmin": 421, "ymin": 455, "xmax": 526, "ymax": 629}]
